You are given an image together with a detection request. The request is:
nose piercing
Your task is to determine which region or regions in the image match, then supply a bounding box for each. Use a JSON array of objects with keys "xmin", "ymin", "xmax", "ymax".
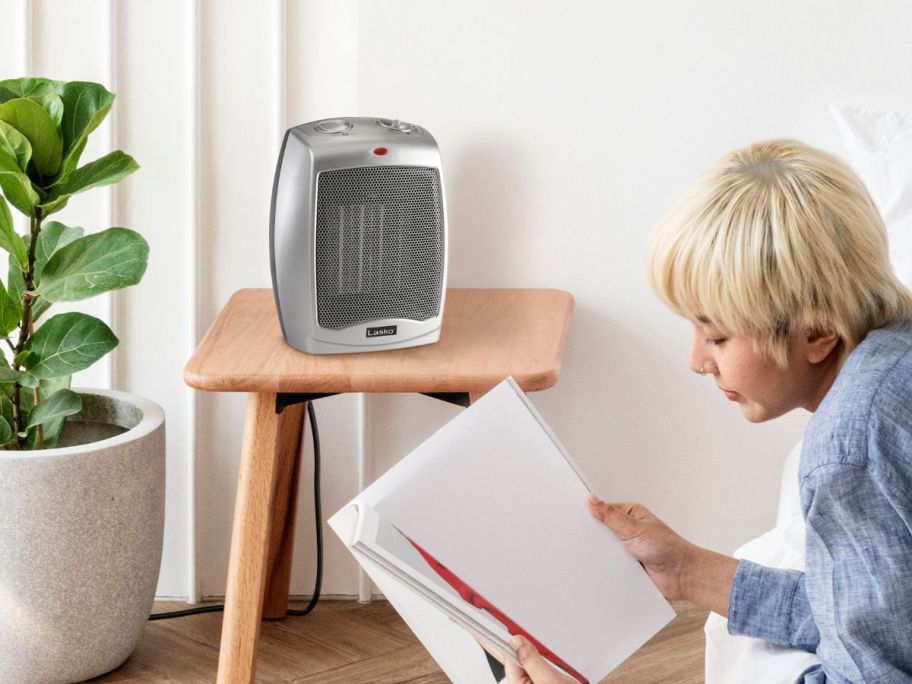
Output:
[{"xmin": 699, "ymin": 366, "xmax": 706, "ymax": 375}]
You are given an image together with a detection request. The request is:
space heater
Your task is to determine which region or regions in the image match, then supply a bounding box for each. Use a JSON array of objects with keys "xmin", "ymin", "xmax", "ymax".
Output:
[{"xmin": 270, "ymin": 117, "xmax": 448, "ymax": 354}]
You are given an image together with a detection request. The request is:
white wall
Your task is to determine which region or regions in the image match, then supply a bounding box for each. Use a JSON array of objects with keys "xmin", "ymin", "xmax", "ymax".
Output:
[{"xmin": 3, "ymin": 0, "xmax": 912, "ymax": 601}]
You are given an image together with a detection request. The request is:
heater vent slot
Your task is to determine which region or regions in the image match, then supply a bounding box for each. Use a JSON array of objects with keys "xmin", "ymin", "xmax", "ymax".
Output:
[{"xmin": 314, "ymin": 166, "xmax": 445, "ymax": 330}]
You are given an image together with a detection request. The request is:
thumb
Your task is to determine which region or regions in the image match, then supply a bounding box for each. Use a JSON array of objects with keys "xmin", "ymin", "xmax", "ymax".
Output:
[
  {"xmin": 504, "ymin": 658, "xmax": 533, "ymax": 684},
  {"xmin": 586, "ymin": 494, "xmax": 637, "ymax": 538},
  {"xmin": 510, "ymin": 635, "xmax": 561, "ymax": 683}
]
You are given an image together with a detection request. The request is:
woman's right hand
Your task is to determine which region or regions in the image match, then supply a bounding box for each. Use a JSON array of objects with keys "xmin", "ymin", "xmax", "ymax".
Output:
[
  {"xmin": 586, "ymin": 493, "xmax": 738, "ymax": 615},
  {"xmin": 585, "ymin": 494, "xmax": 697, "ymax": 600}
]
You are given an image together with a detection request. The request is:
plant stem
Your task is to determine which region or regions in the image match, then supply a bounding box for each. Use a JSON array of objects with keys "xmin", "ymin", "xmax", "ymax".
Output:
[
  {"xmin": 12, "ymin": 212, "xmax": 43, "ymax": 449},
  {"xmin": 33, "ymin": 385, "xmax": 44, "ymax": 449}
]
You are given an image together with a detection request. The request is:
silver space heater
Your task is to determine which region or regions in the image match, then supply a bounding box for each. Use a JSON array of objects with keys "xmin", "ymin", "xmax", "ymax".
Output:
[{"xmin": 269, "ymin": 117, "xmax": 448, "ymax": 354}]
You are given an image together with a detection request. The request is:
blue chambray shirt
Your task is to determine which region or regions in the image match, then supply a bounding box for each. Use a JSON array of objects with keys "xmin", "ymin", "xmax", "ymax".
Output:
[{"xmin": 726, "ymin": 321, "xmax": 912, "ymax": 683}]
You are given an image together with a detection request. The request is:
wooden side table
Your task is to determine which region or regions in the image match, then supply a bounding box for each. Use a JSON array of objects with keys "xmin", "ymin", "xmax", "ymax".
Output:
[{"xmin": 184, "ymin": 287, "xmax": 574, "ymax": 684}]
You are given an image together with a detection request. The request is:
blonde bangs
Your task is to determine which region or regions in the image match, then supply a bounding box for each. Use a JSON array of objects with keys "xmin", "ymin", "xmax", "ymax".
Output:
[
  {"xmin": 648, "ymin": 139, "xmax": 912, "ymax": 367},
  {"xmin": 649, "ymin": 174, "xmax": 784, "ymax": 350}
]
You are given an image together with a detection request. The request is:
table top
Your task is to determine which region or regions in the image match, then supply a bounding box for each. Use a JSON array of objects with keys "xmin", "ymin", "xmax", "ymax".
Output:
[{"xmin": 184, "ymin": 288, "xmax": 574, "ymax": 394}]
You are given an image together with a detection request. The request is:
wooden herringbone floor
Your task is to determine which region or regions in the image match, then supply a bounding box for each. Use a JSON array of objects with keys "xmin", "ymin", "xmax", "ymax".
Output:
[{"xmin": 89, "ymin": 600, "xmax": 708, "ymax": 683}]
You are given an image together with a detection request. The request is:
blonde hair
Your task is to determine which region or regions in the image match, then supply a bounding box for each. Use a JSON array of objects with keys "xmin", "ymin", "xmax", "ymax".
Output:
[{"xmin": 648, "ymin": 139, "xmax": 912, "ymax": 367}]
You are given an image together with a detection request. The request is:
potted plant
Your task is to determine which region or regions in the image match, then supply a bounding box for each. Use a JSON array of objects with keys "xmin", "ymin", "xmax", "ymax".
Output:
[{"xmin": 0, "ymin": 77, "xmax": 164, "ymax": 683}]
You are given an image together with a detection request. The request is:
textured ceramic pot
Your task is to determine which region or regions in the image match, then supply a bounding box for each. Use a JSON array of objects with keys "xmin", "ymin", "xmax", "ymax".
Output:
[{"xmin": 0, "ymin": 389, "xmax": 165, "ymax": 684}]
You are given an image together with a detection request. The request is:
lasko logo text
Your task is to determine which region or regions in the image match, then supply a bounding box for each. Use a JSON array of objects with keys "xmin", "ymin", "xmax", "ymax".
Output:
[{"xmin": 366, "ymin": 325, "xmax": 397, "ymax": 338}]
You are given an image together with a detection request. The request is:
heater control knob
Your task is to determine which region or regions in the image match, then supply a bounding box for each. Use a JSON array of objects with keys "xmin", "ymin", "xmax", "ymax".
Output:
[
  {"xmin": 376, "ymin": 118, "xmax": 420, "ymax": 134},
  {"xmin": 314, "ymin": 119, "xmax": 353, "ymax": 134}
]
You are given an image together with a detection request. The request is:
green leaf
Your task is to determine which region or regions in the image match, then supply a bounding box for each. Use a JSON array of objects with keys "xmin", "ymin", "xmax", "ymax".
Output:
[
  {"xmin": 0, "ymin": 278, "xmax": 21, "ymax": 335},
  {"xmin": 13, "ymin": 350, "xmax": 32, "ymax": 367},
  {"xmin": 18, "ymin": 374, "xmax": 38, "ymax": 389},
  {"xmin": 37, "ymin": 227, "xmax": 149, "ymax": 302},
  {"xmin": 0, "ymin": 118, "xmax": 33, "ymax": 171},
  {"xmin": 28, "ymin": 297, "xmax": 49, "ymax": 323},
  {"xmin": 24, "ymin": 387, "xmax": 81, "ymax": 430},
  {"xmin": 6, "ymin": 250, "xmax": 48, "ymax": 324},
  {"xmin": 58, "ymin": 82, "xmax": 114, "ymax": 181},
  {"xmin": 16, "ymin": 374, "xmax": 72, "ymax": 449},
  {"xmin": 0, "ymin": 196, "xmax": 28, "ymax": 269},
  {"xmin": 0, "ymin": 216, "xmax": 74, "ymax": 326},
  {"xmin": 0, "ymin": 415, "xmax": 11, "ymax": 444},
  {"xmin": 0, "ymin": 143, "xmax": 41, "ymax": 217},
  {"xmin": 34, "ymin": 195, "xmax": 68, "ymax": 217},
  {"xmin": 22, "ymin": 312, "xmax": 118, "ymax": 379},
  {"xmin": 0, "ymin": 98, "xmax": 63, "ymax": 181},
  {"xmin": 42, "ymin": 151, "xmax": 138, "ymax": 208},
  {"xmin": 0, "ymin": 366, "xmax": 25, "ymax": 384},
  {"xmin": 31, "ymin": 375, "xmax": 73, "ymax": 448},
  {"xmin": 7, "ymin": 251, "xmax": 24, "ymax": 304},
  {"xmin": 34, "ymin": 221, "xmax": 83, "ymax": 281},
  {"xmin": 0, "ymin": 392, "xmax": 13, "ymax": 427},
  {"xmin": 0, "ymin": 101, "xmax": 43, "ymax": 216},
  {"xmin": 0, "ymin": 78, "xmax": 64, "ymax": 126}
]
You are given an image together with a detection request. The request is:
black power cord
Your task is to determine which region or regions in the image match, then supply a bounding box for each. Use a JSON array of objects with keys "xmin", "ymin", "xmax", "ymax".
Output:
[
  {"xmin": 285, "ymin": 400, "xmax": 322, "ymax": 616},
  {"xmin": 149, "ymin": 401, "xmax": 323, "ymax": 621}
]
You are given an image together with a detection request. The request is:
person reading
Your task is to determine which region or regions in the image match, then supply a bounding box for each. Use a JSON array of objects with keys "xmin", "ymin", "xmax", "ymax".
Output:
[{"xmin": 507, "ymin": 139, "xmax": 912, "ymax": 683}]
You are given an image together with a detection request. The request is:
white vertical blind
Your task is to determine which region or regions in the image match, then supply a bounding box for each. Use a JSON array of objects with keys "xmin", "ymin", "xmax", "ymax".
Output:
[
  {"xmin": 283, "ymin": 0, "xmax": 365, "ymax": 601},
  {"xmin": 106, "ymin": 0, "xmax": 118, "ymax": 390},
  {"xmin": 28, "ymin": 0, "xmax": 114, "ymax": 390},
  {"xmin": 195, "ymin": 0, "xmax": 277, "ymax": 599},
  {"xmin": 115, "ymin": 0, "xmax": 199, "ymax": 598},
  {"xmin": 189, "ymin": 0, "xmax": 203, "ymax": 605},
  {"xmin": 0, "ymin": 0, "xmax": 30, "ymax": 239}
]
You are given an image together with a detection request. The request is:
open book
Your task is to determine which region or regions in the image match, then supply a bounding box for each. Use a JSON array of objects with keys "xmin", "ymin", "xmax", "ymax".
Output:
[{"xmin": 328, "ymin": 378, "xmax": 675, "ymax": 683}]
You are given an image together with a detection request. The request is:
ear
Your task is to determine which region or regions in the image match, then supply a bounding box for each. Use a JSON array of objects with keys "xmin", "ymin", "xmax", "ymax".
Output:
[{"xmin": 802, "ymin": 326, "xmax": 841, "ymax": 364}]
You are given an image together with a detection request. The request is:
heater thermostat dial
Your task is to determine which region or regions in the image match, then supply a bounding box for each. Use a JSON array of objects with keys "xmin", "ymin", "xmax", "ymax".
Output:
[
  {"xmin": 314, "ymin": 119, "xmax": 353, "ymax": 134},
  {"xmin": 376, "ymin": 118, "xmax": 420, "ymax": 134}
]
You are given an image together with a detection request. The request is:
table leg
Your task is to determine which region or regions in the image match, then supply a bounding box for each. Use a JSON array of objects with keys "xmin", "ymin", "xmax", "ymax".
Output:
[
  {"xmin": 263, "ymin": 401, "xmax": 306, "ymax": 618},
  {"xmin": 217, "ymin": 392, "xmax": 286, "ymax": 684}
]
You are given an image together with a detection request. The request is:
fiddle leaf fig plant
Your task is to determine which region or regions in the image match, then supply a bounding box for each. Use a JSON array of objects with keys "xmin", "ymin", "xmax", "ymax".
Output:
[{"xmin": 0, "ymin": 77, "xmax": 148, "ymax": 449}]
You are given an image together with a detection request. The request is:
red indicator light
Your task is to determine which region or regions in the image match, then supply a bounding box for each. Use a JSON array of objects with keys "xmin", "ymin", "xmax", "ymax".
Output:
[{"xmin": 373, "ymin": 147, "xmax": 388, "ymax": 156}]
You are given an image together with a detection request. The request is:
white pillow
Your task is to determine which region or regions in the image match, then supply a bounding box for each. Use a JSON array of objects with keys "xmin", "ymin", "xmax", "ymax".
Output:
[
  {"xmin": 830, "ymin": 104, "xmax": 912, "ymax": 288},
  {"xmin": 703, "ymin": 441, "xmax": 818, "ymax": 684},
  {"xmin": 703, "ymin": 515, "xmax": 818, "ymax": 684}
]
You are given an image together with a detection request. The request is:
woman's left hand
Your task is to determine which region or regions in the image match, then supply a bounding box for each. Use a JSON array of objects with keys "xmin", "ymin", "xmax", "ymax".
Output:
[{"xmin": 505, "ymin": 635, "xmax": 579, "ymax": 684}]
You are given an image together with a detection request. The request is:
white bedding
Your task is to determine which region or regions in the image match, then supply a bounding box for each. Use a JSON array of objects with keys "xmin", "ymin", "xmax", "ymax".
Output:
[{"xmin": 703, "ymin": 442, "xmax": 820, "ymax": 683}]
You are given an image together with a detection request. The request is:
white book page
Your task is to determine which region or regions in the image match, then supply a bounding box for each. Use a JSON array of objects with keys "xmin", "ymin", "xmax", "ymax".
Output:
[
  {"xmin": 358, "ymin": 378, "xmax": 675, "ymax": 681},
  {"xmin": 328, "ymin": 505, "xmax": 507, "ymax": 684}
]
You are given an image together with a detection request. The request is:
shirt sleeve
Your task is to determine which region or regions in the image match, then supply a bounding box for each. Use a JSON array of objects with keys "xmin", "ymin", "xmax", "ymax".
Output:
[
  {"xmin": 726, "ymin": 559, "xmax": 820, "ymax": 650},
  {"xmin": 794, "ymin": 462, "xmax": 912, "ymax": 683}
]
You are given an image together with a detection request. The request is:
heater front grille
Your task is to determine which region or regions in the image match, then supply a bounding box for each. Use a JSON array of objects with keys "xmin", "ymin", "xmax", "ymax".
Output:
[{"xmin": 314, "ymin": 166, "xmax": 445, "ymax": 330}]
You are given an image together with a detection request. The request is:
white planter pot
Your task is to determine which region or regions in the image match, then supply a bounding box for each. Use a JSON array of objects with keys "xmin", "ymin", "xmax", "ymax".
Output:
[{"xmin": 0, "ymin": 389, "xmax": 165, "ymax": 684}]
